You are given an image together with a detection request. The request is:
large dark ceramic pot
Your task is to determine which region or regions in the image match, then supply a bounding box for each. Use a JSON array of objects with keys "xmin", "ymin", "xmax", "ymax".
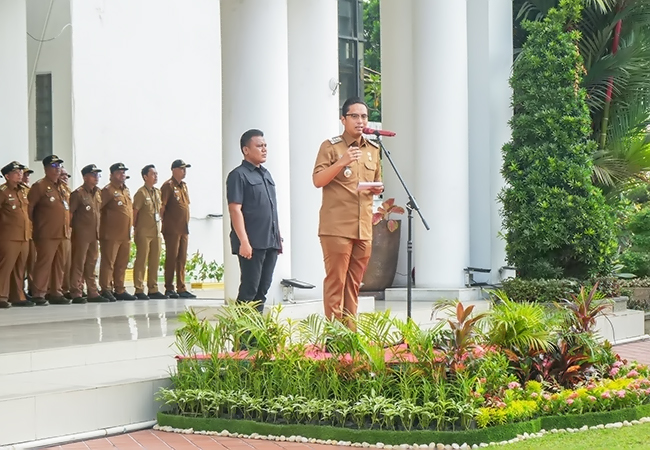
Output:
[{"xmin": 361, "ymin": 219, "xmax": 401, "ymax": 291}]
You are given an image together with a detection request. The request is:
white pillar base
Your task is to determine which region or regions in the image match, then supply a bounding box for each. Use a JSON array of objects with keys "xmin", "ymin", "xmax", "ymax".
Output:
[{"xmin": 384, "ymin": 287, "xmax": 483, "ymax": 303}]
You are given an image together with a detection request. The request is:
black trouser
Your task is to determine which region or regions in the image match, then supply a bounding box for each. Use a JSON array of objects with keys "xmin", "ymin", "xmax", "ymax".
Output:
[{"xmin": 237, "ymin": 248, "xmax": 278, "ymax": 313}]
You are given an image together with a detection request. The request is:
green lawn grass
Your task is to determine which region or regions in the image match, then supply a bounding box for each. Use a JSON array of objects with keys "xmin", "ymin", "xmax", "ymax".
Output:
[{"xmin": 503, "ymin": 423, "xmax": 650, "ymax": 450}]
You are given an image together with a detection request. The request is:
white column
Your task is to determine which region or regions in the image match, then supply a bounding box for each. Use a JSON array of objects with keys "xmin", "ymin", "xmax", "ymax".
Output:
[
  {"xmin": 412, "ymin": 0, "xmax": 470, "ymax": 288},
  {"xmin": 221, "ymin": 0, "xmax": 292, "ymax": 304},
  {"xmin": 287, "ymin": 0, "xmax": 339, "ymax": 299},
  {"xmin": 0, "ymin": 0, "xmax": 29, "ymax": 165},
  {"xmin": 488, "ymin": 0, "xmax": 513, "ymax": 282},
  {"xmin": 467, "ymin": 0, "xmax": 492, "ymax": 279},
  {"xmin": 380, "ymin": 0, "xmax": 415, "ymax": 288}
]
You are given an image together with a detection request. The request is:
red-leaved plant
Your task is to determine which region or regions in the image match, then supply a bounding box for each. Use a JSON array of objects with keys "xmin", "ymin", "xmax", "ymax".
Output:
[{"xmin": 372, "ymin": 198, "xmax": 405, "ymax": 232}]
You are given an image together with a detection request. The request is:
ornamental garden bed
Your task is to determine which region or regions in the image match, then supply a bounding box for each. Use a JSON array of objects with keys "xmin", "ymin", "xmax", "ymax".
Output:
[{"xmin": 158, "ymin": 292, "xmax": 650, "ymax": 446}]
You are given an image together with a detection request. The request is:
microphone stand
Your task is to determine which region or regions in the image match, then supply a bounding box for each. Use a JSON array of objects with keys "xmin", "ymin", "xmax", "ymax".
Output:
[{"xmin": 371, "ymin": 131, "xmax": 430, "ymax": 320}]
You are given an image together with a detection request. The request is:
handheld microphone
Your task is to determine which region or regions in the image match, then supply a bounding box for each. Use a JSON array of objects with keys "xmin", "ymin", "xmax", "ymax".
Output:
[{"xmin": 362, "ymin": 127, "xmax": 396, "ymax": 137}]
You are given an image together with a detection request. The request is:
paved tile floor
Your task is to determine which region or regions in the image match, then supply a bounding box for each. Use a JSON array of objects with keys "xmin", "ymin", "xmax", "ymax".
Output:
[
  {"xmin": 48, "ymin": 429, "xmax": 335, "ymax": 449},
  {"xmin": 614, "ymin": 338, "xmax": 650, "ymax": 365}
]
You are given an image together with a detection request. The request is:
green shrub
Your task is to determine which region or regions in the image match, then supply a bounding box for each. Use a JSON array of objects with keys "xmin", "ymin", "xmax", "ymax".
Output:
[
  {"xmin": 619, "ymin": 206, "xmax": 650, "ymax": 277},
  {"xmin": 499, "ymin": 0, "xmax": 617, "ymax": 279},
  {"xmin": 501, "ymin": 278, "xmax": 579, "ymax": 303},
  {"xmin": 501, "ymin": 277, "xmax": 621, "ymax": 303}
]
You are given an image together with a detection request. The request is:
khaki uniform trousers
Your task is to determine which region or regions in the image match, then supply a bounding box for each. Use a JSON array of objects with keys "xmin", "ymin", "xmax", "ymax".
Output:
[
  {"xmin": 163, "ymin": 233, "xmax": 188, "ymax": 293},
  {"xmin": 320, "ymin": 236, "xmax": 372, "ymax": 330},
  {"xmin": 0, "ymin": 240, "xmax": 29, "ymax": 301},
  {"xmin": 99, "ymin": 239, "xmax": 130, "ymax": 294},
  {"xmin": 33, "ymin": 239, "xmax": 66, "ymax": 298},
  {"xmin": 51, "ymin": 238, "xmax": 71, "ymax": 294},
  {"xmin": 133, "ymin": 233, "xmax": 161, "ymax": 294},
  {"xmin": 70, "ymin": 237, "xmax": 99, "ymax": 298},
  {"xmin": 26, "ymin": 240, "xmax": 36, "ymax": 293}
]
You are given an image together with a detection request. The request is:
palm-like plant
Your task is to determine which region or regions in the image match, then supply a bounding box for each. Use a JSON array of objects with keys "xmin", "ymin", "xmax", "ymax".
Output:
[
  {"xmin": 486, "ymin": 290, "xmax": 556, "ymax": 354},
  {"xmin": 516, "ymin": 0, "xmax": 650, "ymax": 192}
]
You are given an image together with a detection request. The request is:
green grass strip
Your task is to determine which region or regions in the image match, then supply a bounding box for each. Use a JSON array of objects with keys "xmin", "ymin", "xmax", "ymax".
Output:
[{"xmin": 158, "ymin": 405, "xmax": 650, "ymax": 446}]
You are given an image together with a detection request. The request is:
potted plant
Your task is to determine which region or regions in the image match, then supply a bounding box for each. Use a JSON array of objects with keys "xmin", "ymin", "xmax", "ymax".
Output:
[{"xmin": 361, "ymin": 198, "xmax": 404, "ymax": 291}]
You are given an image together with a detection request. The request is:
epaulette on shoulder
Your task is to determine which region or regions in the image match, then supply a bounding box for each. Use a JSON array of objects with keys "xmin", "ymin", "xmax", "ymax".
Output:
[
  {"xmin": 0, "ymin": 184, "xmax": 6, "ymax": 191},
  {"xmin": 329, "ymin": 136, "xmax": 343, "ymax": 145},
  {"xmin": 367, "ymin": 139, "xmax": 379, "ymax": 148},
  {"xmin": 76, "ymin": 186, "xmax": 84, "ymax": 192}
]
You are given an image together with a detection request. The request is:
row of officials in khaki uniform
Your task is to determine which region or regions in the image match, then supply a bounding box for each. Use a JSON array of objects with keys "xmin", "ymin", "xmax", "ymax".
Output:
[{"xmin": 0, "ymin": 156, "xmax": 197, "ymax": 308}]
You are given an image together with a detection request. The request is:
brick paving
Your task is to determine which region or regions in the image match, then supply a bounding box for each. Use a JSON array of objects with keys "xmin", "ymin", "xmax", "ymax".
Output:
[
  {"xmin": 47, "ymin": 340, "xmax": 650, "ymax": 450},
  {"xmin": 614, "ymin": 338, "xmax": 650, "ymax": 365},
  {"xmin": 47, "ymin": 430, "xmax": 340, "ymax": 450}
]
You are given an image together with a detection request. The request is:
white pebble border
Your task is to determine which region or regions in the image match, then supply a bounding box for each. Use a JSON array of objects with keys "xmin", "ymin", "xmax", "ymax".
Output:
[{"xmin": 153, "ymin": 416, "xmax": 650, "ymax": 449}]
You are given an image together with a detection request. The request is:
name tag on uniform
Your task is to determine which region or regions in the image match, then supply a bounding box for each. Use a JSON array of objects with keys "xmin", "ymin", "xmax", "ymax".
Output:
[
  {"xmin": 63, "ymin": 200, "xmax": 69, "ymax": 210},
  {"xmin": 154, "ymin": 212, "xmax": 161, "ymax": 222}
]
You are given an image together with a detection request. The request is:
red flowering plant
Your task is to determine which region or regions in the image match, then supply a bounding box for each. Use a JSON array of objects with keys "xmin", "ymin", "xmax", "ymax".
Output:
[{"xmin": 372, "ymin": 198, "xmax": 404, "ymax": 232}]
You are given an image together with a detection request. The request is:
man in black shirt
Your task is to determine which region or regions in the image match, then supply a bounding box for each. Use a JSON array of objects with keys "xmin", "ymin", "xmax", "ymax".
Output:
[{"xmin": 226, "ymin": 129, "xmax": 281, "ymax": 312}]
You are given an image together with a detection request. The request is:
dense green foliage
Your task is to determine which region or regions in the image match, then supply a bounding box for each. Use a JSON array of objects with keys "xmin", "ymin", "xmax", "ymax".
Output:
[
  {"xmin": 515, "ymin": 0, "xmax": 650, "ymax": 191},
  {"xmin": 158, "ymin": 407, "xmax": 650, "ymax": 447},
  {"xmin": 500, "ymin": 0, "xmax": 617, "ymax": 279},
  {"xmin": 158, "ymin": 299, "xmax": 650, "ymax": 437},
  {"xmin": 619, "ymin": 206, "xmax": 650, "ymax": 276},
  {"xmin": 501, "ymin": 277, "xmax": 621, "ymax": 302}
]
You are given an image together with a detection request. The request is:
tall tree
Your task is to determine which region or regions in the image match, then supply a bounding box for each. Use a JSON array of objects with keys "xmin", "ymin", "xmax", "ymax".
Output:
[
  {"xmin": 501, "ymin": 0, "xmax": 617, "ymax": 279},
  {"xmin": 516, "ymin": 0, "xmax": 650, "ymax": 191}
]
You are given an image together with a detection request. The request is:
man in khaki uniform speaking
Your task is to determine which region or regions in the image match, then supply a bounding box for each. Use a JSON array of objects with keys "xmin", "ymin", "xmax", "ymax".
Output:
[
  {"xmin": 99, "ymin": 162, "xmax": 136, "ymax": 301},
  {"xmin": 0, "ymin": 162, "xmax": 33, "ymax": 308},
  {"xmin": 160, "ymin": 159, "xmax": 196, "ymax": 299},
  {"xmin": 28, "ymin": 155, "xmax": 72, "ymax": 305},
  {"xmin": 132, "ymin": 164, "xmax": 167, "ymax": 300},
  {"xmin": 313, "ymin": 97, "xmax": 383, "ymax": 329},
  {"xmin": 69, "ymin": 164, "xmax": 106, "ymax": 303}
]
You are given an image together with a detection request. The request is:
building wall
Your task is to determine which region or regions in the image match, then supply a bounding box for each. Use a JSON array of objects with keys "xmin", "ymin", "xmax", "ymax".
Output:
[
  {"xmin": 0, "ymin": 0, "xmax": 29, "ymax": 165},
  {"xmin": 69, "ymin": 0, "xmax": 223, "ymax": 263},
  {"xmin": 26, "ymin": 0, "xmax": 72, "ymax": 179}
]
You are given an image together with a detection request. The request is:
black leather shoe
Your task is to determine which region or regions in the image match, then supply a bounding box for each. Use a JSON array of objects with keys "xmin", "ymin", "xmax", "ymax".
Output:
[
  {"xmin": 72, "ymin": 297, "xmax": 87, "ymax": 304},
  {"xmin": 31, "ymin": 297, "xmax": 49, "ymax": 306},
  {"xmin": 100, "ymin": 290, "xmax": 117, "ymax": 302},
  {"xmin": 115, "ymin": 291, "xmax": 136, "ymax": 301},
  {"xmin": 87, "ymin": 295, "xmax": 109, "ymax": 303},
  {"xmin": 48, "ymin": 296, "xmax": 72, "ymax": 305},
  {"xmin": 165, "ymin": 290, "xmax": 179, "ymax": 299},
  {"xmin": 135, "ymin": 292, "xmax": 150, "ymax": 300},
  {"xmin": 178, "ymin": 291, "xmax": 197, "ymax": 299},
  {"xmin": 148, "ymin": 291, "xmax": 169, "ymax": 299},
  {"xmin": 64, "ymin": 292, "xmax": 73, "ymax": 300},
  {"xmin": 11, "ymin": 300, "xmax": 34, "ymax": 307},
  {"xmin": 0, "ymin": 300, "xmax": 11, "ymax": 309}
]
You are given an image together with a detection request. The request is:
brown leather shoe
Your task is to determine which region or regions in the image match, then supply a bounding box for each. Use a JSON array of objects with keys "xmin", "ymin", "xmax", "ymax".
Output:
[{"xmin": 0, "ymin": 300, "xmax": 11, "ymax": 309}]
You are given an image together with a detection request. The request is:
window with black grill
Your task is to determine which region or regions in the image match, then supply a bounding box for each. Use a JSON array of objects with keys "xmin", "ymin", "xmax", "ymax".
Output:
[
  {"xmin": 35, "ymin": 73, "xmax": 53, "ymax": 161},
  {"xmin": 338, "ymin": 0, "xmax": 364, "ymax": 109}
]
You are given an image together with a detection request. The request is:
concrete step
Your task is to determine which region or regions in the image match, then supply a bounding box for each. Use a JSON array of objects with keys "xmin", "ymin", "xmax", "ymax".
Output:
[
  {"xmin": 0, "ymin": 337, "xmax": 175, "ymax": 447},
  {"xmin": 596, "ymin": 309, "xmax": 646, "ymax": 344},
  {"xmin": 192, "ymin": 296, "xmax": 376, "ymax": 321}
]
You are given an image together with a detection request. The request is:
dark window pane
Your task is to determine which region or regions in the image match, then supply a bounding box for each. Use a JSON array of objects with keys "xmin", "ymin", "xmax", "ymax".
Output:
[
  {"xmin": 35, "ymin": 73, "xmax": 53, "ymax": 161},
  {"xmin": 338, "ymin": 0, "xmax": 355, "ymax": 38}
]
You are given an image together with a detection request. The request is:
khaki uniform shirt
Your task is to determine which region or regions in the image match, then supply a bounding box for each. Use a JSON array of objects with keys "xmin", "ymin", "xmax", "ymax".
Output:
[
  {"xmin": 0, "ymin": 183, "xmax": 30, "ymax": 241},
  {"xmin": 313, "ymin": 131, "xmax": 381, "ymax": 240},
  {"xmin": 161, "ymin": 178, "xmax": 190, "ymax": 235},
  {"xmin": 70, "ymin": 185, "xmax": 102, "ymax": 242},
  {"xmin": 133, "ymin": 185, "xmax": 162, "ymax": 238},
  {"xmin": 100, "ymin": 183, "xmax": 133, "ymax": 241},
  {"xmin": 28, "ymin": 177, "xmax": 71, "ymax": 240}
]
